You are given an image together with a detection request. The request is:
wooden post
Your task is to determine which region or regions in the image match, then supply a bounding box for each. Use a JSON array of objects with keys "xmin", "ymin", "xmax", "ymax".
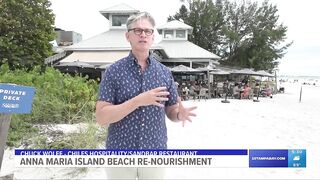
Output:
[
  {"xmin": 221, "ymin": 81, "xmax": 230, "ymax": 103},
  {"xmin": 299, "ymin": 86, "xmax": 302, "ymax": 103},
  {"xmin": 253, "ymin": 77, "xmax": 262, "ymax": 102},
  {"xmin": 274, "ymin": 70, "xmax": 278, "ymax": 94},
  {"xmin": 207, "ymin": 70, "xmax": 211, "ymax": 98},
  {"xmin": 0, "ymin": 113, "xmax": 11, "ymax": 170}
]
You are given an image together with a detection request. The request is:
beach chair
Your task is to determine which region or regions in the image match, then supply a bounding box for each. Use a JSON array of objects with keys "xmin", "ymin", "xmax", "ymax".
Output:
[
  {"xmin": 188, "ymin": 88, "xmax": 197, "ymax": 100},
  {"xmin": 197, "ymin": 88, "xmax": 208, "ymax": 101},
  {"xmin": 253, "ymin": 87, "xmax": 260, "ymax": 97}
]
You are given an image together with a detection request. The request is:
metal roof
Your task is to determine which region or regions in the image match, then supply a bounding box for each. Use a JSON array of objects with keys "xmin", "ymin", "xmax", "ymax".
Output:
[
  {"xmin": 99, "ymin": 3, "xmax": 139, "ymax": 19},
  {"xmin": 157, "ymin": 20, "xmax": 193, "ymax": 30},
  {"xmin": 64, "ymin": 30, "xmax": 162, "ymax": 51},
  {"xmin": 65, "ymin": 30, "xmax": 129, "ymax": 50},
  {"xmin": 59, "ymin": 51, "xmax": 130, "ymax": 65},
  {"xmin": 157, "ymin": 40, "xmax": 220, "ymax": 59}
]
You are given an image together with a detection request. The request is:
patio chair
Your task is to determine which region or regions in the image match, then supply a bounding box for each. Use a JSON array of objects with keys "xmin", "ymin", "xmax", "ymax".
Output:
[
  {"xmin": 197, "ymin": 88, "xmax": 208, "ymax": 101},
  {"xmin": 253, "ymin": 87, "xmax": 260, "ymax": 97},
  {"xmin": 216, "ymin": 87, "xmax": 224, "ymax": 98},
  {"xmin": 188, "ymin": 88, "xmax": 197, "ymax": 100},
  {"xmin": 178, "ymin": 88, "xmax": 187, "ymax": 101}
]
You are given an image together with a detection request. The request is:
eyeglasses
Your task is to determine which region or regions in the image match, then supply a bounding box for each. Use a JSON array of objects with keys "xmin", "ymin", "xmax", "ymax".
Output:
[{"xmin": 128, "ymin": 28, "xmax": 154, "ymax": 36}]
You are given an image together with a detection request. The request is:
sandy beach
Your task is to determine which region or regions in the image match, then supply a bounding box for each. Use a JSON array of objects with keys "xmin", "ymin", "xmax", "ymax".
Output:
[{"xmin": 1, "ymin": 81, "xmax": 320, "ymax": 179}]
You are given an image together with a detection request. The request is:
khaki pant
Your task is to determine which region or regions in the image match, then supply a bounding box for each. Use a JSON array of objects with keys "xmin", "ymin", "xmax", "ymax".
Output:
[{"xmin": 106, "ymin": 167, "xmax": 165, "ymax": 180}]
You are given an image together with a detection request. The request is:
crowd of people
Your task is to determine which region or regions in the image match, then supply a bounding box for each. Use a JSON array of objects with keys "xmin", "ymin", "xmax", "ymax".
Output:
[{"xmin": 176, "ymin": 80, "xmax": 274, "ymax": 100}]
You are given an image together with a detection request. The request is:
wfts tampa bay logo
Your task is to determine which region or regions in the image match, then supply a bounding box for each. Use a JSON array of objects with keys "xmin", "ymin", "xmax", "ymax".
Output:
[{"xmin": 249, "ymin": 149, "xmax": 306, "ymax": 168}]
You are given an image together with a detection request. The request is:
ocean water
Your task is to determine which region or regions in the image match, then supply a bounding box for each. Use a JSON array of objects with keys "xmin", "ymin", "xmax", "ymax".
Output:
[{"xmin": 278, "ymin": 75, "xmax": 320, "ymax": 86}]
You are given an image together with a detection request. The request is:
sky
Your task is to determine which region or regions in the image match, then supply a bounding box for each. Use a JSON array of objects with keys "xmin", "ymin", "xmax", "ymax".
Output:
[{"xmin": 49, "ymin": 0, "xmax": 320, "ymax": 76}]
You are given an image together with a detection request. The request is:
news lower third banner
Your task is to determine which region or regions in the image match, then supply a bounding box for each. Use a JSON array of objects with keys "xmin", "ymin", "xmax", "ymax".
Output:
[
  {"xmin": 15, "ymin": 149, "xmax": 247, "ymax": 168},
  {"xmin": 14, "ymin": 149, "xmax": 306, "ymax": 168}
]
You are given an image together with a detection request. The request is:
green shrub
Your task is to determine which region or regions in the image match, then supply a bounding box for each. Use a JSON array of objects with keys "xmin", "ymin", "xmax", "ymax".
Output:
[
  {"xmin": 67, "ymin": 123, "xmax": 107, "ymax": 149},
  {"xmin": 6, "ymin": 116, "xmax": 38, "ymax": 147},
  {"xmin": 30, "ymin": 122, "xmax": 107, "ymax": 149},
  {"xmin": 0, "ymin": 64, "xmax": 99, "ymax": 147}
]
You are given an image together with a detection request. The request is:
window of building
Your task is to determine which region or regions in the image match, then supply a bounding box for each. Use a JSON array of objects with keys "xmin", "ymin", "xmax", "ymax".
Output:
[
  {"xmin": 176, "ymin": 30, "xmax": 186, "ymax": 38},
  {"xmin": 164, "ymin": 30, "xmax": 174, "ymax": 39},
  {"xmin": 112, "ymin": 15, "xmax": 129, "ymax": 26}
]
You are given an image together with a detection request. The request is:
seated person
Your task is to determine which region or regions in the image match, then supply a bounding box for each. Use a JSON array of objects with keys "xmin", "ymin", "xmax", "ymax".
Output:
[
  {"xmin": 253, "ymin": 83, "xmax": 260, "ymax": 97},
  {"xmin": 177, "ymin": 86, "xmax": 183, "ymax": 98},
  {"xmin": 262, "ymin": 84, "xmax": 273, "ymax": 98},
  {"xmin": 182, "ymin": 86, "xmax": 189, "ymax": 100},
  {"xmin": 240, "ymin": 84, "xmax": 251, "ymax": 99},
  {"xmin": 233, "ymin": 83, "xmax": 241, "ymax": 99},
  {"xmin": 216, "ymin": 82, "xmax": 224, "ymax": 97},
  {"xmin": 265, "ymin": 86, "xmax": 273, "ymax": 98},
  {"xmin": 189, "ymin": 85, "xmax": 198, "ymax": 99}
]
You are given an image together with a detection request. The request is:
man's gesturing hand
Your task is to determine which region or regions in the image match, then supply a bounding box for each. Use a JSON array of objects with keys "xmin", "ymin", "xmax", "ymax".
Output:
[
  {"xmin": 136, "ymin": 87, "xmax": 170, "ymax": 107},
  {"xmin": 177, "ymin": 97, "xmax": 197, "ymax": 127}
]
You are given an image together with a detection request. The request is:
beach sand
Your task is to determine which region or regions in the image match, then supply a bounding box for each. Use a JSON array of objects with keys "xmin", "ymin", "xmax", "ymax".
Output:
[{"xmin": 1, "ymin": 82, "xmax": 320, "ymax": 179}]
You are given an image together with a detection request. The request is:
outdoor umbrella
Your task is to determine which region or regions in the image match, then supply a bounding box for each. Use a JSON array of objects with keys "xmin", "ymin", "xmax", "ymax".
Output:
[
  {"xmin": 195, "ymin": 64, "xmax": 216, "ymax": 72},
  {"xmin": 230, "ymin": 68, "xmax": 260, "ymax": 76},
  {"xmin": 256, "ymin": 70, "xmax": 274, "ymax": 77},
  {"xmin": 170, "ymin": 65, "xmax": 203, "ymax": 83},
  {"xmin": 230, "ymin": 68, "xmax": 261, "ymax": 87},
  {"xmin": 209, "ymin": 69, "xmax": 230, "ymax": 75},
  {"xmin": 171, "ymin": 65, "xmax": 202, "ymax": 73}
]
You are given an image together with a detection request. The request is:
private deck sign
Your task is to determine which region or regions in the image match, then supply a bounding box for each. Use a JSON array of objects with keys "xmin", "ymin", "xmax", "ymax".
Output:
[{"xmin": 0, "ymin": 83, "xmax": 35, "ymax": 114}]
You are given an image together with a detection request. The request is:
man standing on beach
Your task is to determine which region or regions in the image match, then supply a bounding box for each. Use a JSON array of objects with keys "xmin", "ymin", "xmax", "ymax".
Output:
[{"xmin": 95, "ymin": 12, "xmax": 197, "ymax": 179}]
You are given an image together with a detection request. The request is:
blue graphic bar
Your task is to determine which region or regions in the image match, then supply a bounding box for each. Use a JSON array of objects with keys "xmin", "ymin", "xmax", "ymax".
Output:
[
  {"xmin": 15, "ymin": 149, "xmax": 248, "ymax": 156},
  {"xmin": 249, "ymin": 149, "xmax": 306, "ymax": 168}
]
